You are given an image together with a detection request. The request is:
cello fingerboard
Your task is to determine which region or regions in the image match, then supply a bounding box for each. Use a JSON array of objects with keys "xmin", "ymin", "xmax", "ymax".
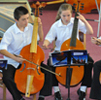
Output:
[{"xmin": 70, "ymin": 12, "xmax": 78, "ymax": 47}]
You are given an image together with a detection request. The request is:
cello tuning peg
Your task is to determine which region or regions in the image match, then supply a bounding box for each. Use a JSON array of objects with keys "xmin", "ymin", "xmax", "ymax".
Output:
[
  {"xmin": 81, "ymin": 6, "xmax": 84, "ymax": 8},
  {"xmin": 39, "ymin": 8, "xmax": 43, "ymax": 15},
  {"xmin": 80, "ymin": 6, "xmax": 84, "ymax": 10},
  {"xmin": 80, "ymin": 8, "xmax": 84, "ymax": 10},
  {"xmin": 31, "ymin": 8, "xmax": 35, "ymax": 12},
  {"xmin": 72, "ymin": 6, "xmax": 75, "ymax": 11},
  {"xmin": 81, "ymin": 3, "xmax": 84, "ymax": 5},
  {"xmin": 80, "ymin": 9, "xmax": 84, "ymax": 10},
  {"xmin": 31, "ymin": 12, "xmax": 34, "ymax": 15},
  {"xmin": 72, "ymin": 3, "xmax": 76, "ymax": 11},
  {"xmin": 73, "ymin": 3, "xmax": 76, "ymax": 6}
]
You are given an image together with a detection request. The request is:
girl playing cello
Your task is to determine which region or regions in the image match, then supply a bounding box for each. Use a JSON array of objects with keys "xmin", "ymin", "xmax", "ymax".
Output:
[{"xmin": 39, "ymin": 3, "xmax": 94, "ymax": 100}]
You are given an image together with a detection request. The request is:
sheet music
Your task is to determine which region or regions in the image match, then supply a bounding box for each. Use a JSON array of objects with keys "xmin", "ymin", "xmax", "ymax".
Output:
[
  {"xmin": 49, "ymin": 50, "xmax": 88, "ymax": 67},
  {"xmin": 0, "ymin": 59, "xmax": 7, "ymax": 69}
]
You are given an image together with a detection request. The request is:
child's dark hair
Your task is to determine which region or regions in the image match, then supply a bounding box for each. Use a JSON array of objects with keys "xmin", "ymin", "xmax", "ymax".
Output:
[{"xmin": 14, "ymin": 6, "xmax": 29, "ymax": 20}]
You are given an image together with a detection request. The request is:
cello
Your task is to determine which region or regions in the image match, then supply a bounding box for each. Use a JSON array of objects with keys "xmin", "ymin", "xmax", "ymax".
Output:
[
  {"xmin": 55, "ymin": 0, "xmax": 85, "ymax": 86},
  {"xmin": 67, "ymin": 0, "xmax": 100, "ymax": 13},
  {"xmin": 14, "ymin": 1, "xmax": 60, "ymax": 97},
  {"xmin": 14, "ymin": 1, "xmax": 45, "ymax": 97}
]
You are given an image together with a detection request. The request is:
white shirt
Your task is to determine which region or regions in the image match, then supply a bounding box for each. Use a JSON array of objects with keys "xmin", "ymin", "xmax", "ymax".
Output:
[
  {"xmin": 0, "ymin": 23, "xmax": 39, "ymax": 68},
  {"xmin": 45, "ymin": 18, "xmax": 87, "ymax": 51},
  {"xmin": 98, "ymin": 36, "xmax": 101, "ymax": 40}
]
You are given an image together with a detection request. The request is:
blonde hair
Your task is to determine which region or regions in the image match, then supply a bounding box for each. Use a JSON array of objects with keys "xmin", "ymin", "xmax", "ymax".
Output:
[{"xmin": 55, "ymin": 3, "xmax": 72, "ymax": 21}]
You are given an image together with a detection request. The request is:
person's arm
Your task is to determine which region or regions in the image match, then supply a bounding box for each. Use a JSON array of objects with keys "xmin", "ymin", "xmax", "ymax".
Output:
[
  {"xmin": 91, "ymin": 37, "xmax": 101, "ymax": 45},
  {"xmin": 77, "ymin": 13, "xmax": 93, "ymax": 35},
  {"xmin": 0, "ymin": 49, "xmax": 25, "ymax": 63},
  {"xmin": 42, "ymin": 40, "xmax": 50, "ymax": 49},
  {"xmin": 42, "ymin": 22, "xmax": 56, "ymax": 49},
  {"xmin": 38, "ymin": 18, "xmax": 44, "ymax": 42}
]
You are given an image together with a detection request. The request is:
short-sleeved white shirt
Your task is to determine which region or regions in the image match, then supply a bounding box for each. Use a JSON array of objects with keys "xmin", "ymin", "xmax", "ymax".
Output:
[
  {"xmin": 45, "ymin": 18, "xmax": 87, "ymax": 51},
  {"xmin": 0, "ymin": 23, "xmax": 39, "ymax": 68}
]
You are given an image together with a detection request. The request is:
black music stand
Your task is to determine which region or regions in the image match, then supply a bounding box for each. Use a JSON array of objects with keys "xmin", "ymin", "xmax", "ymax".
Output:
[
  {"xmin": 65, "ymin": 65, "xmax": 72, "ymax": 100},
  {"xmin": 0, "ymin": 59, "xmax": 7, "ymax": 72},
  {"xmin": 65, "ymin": 64, "xmax": 84, "ymax": 100},
  {"xmin": 49, "ymin": 50, "xmax": 88, "ymax": 100}
]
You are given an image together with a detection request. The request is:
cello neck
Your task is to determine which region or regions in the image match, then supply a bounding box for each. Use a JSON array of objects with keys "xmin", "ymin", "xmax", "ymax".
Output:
[
  {"xmin": 70, "ymin": 0, "xmax": 81, "ymax": 47},
  {"xmin": 30, "ymin": 17, "xmax": 39, "ymax": 53},
  {"xmin": 70, "ymin": 13, "xmax": 79, "ymax": 47},
  {"xmin": 30, "ymin": 2, "xmax": 40, "ymax": 53}
]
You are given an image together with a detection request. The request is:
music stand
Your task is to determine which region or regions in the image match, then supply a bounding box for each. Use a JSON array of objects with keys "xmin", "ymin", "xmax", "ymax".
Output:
[
  {"xmin": 49, "ymin": 50, "xmax": 88, "ymax": 100},
  {"xmin": 0, "ymin": 59, "xmax": 7, "ymax": 72}
]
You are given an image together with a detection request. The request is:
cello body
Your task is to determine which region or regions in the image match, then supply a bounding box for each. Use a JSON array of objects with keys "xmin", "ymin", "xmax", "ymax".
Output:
[
  {"xmin": 55, "ymin": 38, "xmax": 85, "ymax": 86},
  {"xmin": 14, "ymin": 44, "xmax": 45, "ymax": 94}
]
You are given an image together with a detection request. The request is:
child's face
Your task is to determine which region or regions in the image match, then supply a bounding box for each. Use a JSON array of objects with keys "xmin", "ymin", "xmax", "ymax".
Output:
[
  {"xmin": 60, "ymin": 9, "xmax": 72, "ymax": 25},
  {"xmin": 16, "ymin": 13, "xmax": 29, "ymax": 28}
]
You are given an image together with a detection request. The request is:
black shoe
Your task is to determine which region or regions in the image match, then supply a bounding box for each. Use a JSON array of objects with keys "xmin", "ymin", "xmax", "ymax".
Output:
[
  {"xmin": 77, "ymin": 89, "xmax": 86, "ymax": 100},
  {"xmin": 55, "ymin": 91, "xmax": 63, "ymax": 100},
  {"xmin": 38, "ymin": 97, "xmax": 44, "ymax": 100}
]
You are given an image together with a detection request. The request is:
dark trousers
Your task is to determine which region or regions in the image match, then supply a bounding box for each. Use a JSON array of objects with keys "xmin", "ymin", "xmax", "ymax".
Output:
[
  {"xmin": 39, "ymin": 55, "xmax": 94, "ymax": 96},
  {"xmin": 2, "ymin": 64, "xmax": 23, "ymax": 100},
  {"xmin": 81, "ymin": 55, "xmax": 94, "ymax": 87},
  {"xmin": 90, "ymin": 60, "xmax": 101, "ymax": 99},
  {"xmin": 2, "ymin": 63, "xmax": 52, "ymax": 99},
  {"xmin": 39, "ymin": 63, "xmax": 52, "ymax": 96},
  {"xmin": 39, "ymin": 59, "xmax": 60, "ymax": 96}
]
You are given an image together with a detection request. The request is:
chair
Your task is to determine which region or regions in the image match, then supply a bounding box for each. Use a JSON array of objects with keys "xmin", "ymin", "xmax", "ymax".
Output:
[
  {"xmin": 99, "ymin": 73, "xmax": 101, "ymax": 84},
  {"xmin": 79, "ymin": 31, "xmax": 86, "ymax": 49},
  {"xmin": 0, "ymin": 37, "xmax": 6, "ymax": 100},
  {"xmin": 0, "ymin": 71, "xmax": 6, "ymax": 100}
]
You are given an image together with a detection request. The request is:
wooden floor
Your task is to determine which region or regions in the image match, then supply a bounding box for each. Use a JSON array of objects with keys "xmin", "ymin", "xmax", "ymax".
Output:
[{"xmin": 0, "ymin": 10, "xmax": 100, "ymax": 100}]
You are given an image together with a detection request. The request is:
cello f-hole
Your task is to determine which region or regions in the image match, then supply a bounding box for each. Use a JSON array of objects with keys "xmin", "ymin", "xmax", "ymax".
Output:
[{"xmin": 20, "ymin": 63, "xmax": 26, "ymax": 72}]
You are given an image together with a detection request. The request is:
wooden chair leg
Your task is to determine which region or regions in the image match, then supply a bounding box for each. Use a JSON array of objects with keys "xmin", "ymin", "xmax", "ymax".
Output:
[
  {"xmin": 33, "ymin": 94, "xmax": 36, "ymax": 100},
  {"xmin": 0, "ymin": 72, "xmax": 6, "ymax": 100},
  {"xmin": 99, "ymin": 72, "xmax": 101, "ymax": 84},
  {"xmin": 3, "ymin": 83, "xmax": 6, "ymax": 100}
]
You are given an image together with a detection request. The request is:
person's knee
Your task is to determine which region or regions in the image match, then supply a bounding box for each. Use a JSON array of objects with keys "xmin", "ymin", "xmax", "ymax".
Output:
[
  {"xmin": 2, "ymin": 76, "xmax": 10, "ymax": 83},
  {"xmin": 94, "ymin": 60, "xmax": 101, "ymax": 70}
]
